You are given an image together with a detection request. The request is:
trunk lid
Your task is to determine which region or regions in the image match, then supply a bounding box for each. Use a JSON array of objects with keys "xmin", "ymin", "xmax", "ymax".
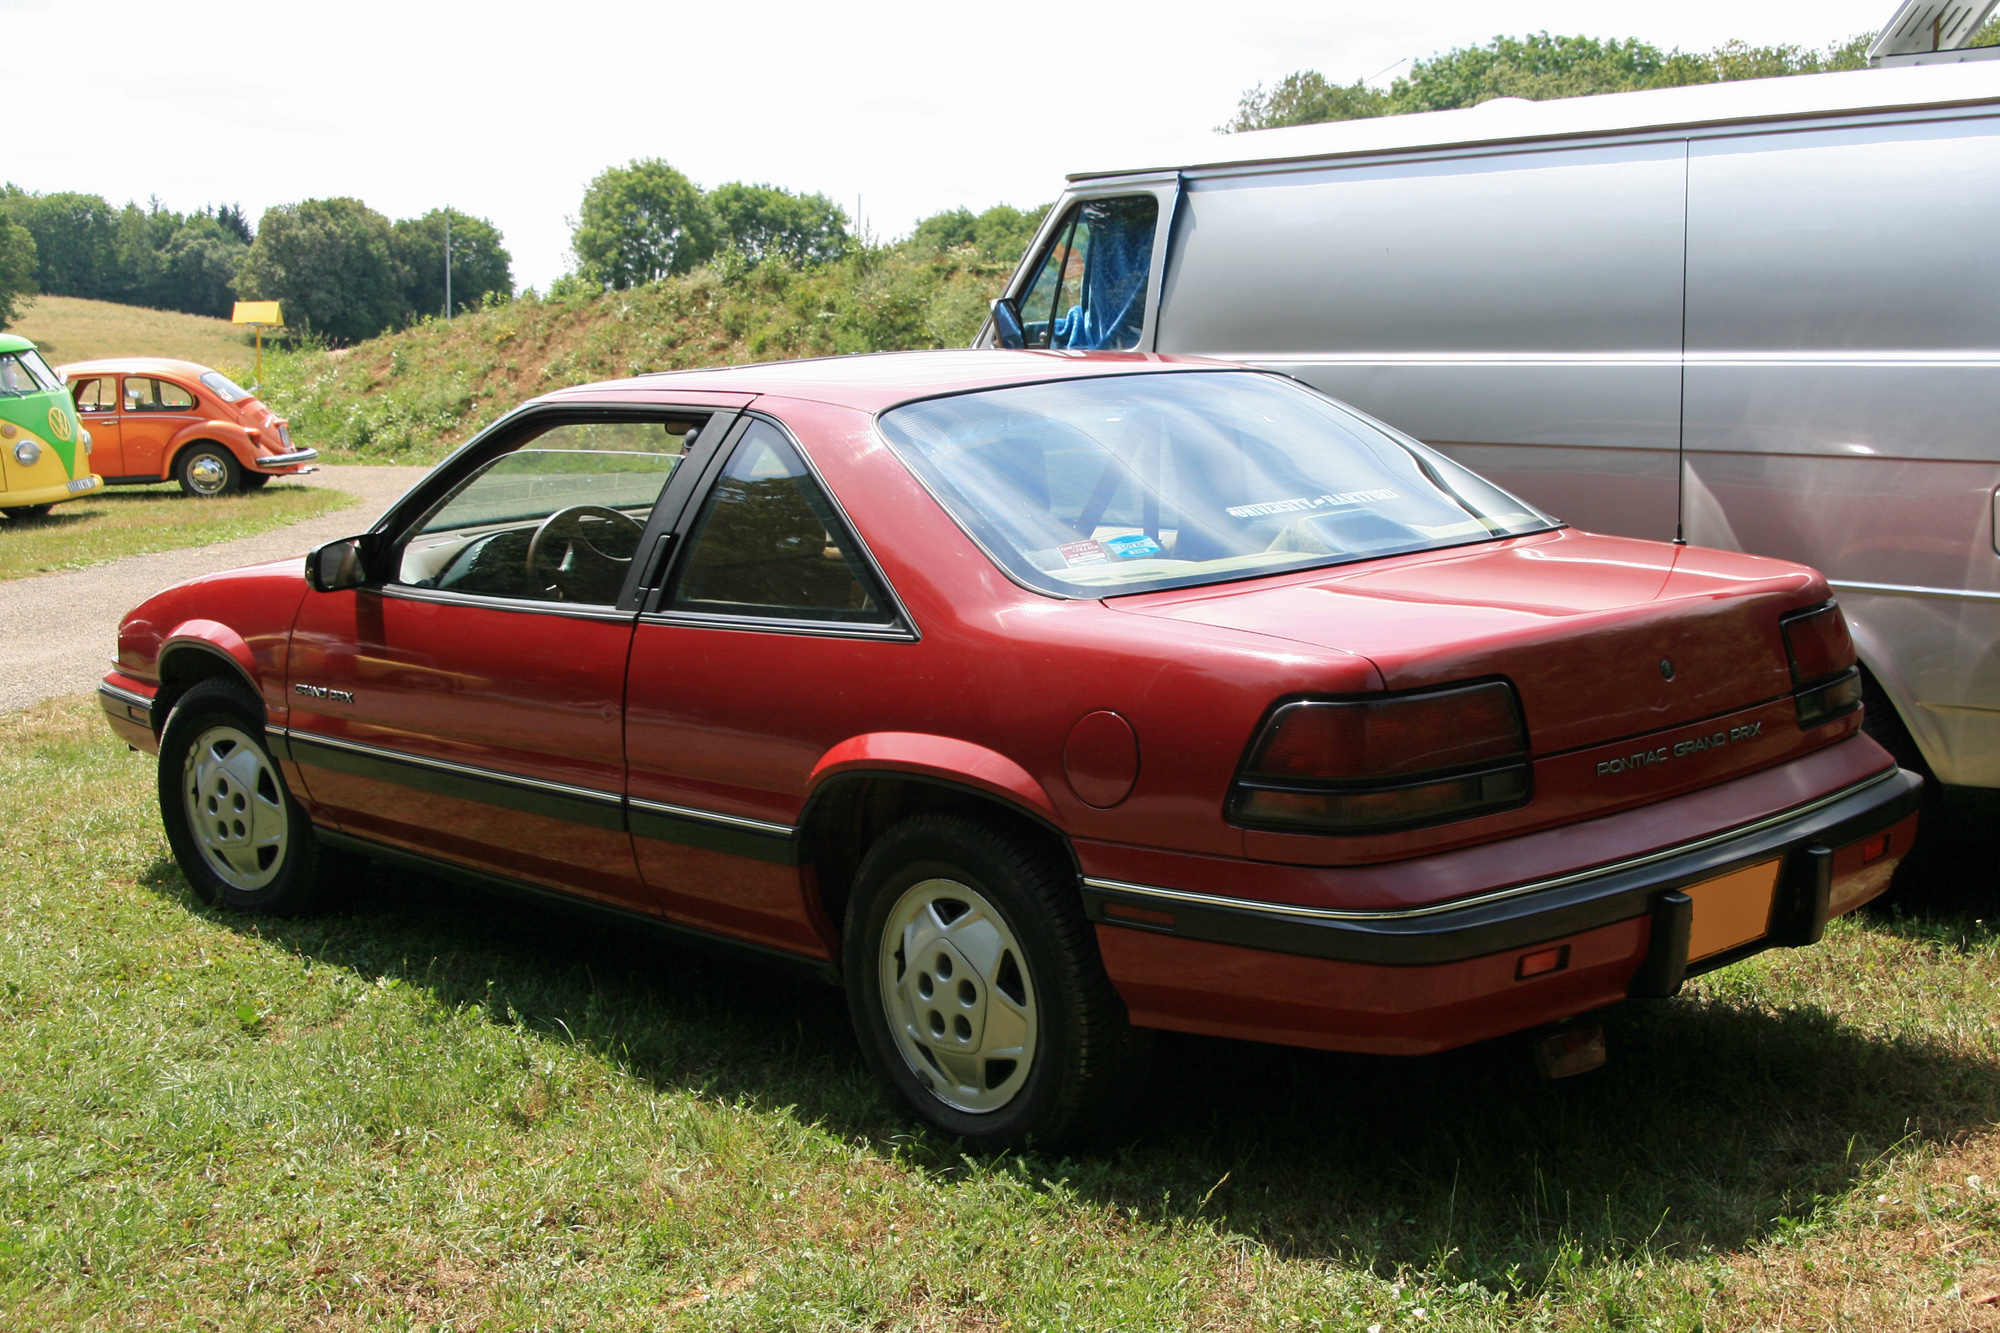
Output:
[{"xmin": 1107, "ymin": 530, "xmax": 1824, "ymax": 758}]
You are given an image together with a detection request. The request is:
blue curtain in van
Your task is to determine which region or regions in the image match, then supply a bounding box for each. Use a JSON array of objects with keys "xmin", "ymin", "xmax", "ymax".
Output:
[{"xmin": 1052, "ymin": 197, "xmax": 1156, "ymax": 351}]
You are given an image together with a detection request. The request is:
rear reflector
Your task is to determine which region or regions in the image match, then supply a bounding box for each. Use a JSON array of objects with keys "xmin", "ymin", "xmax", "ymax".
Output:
[
  {"xmin": 1860, "ymin": 832, "xmax": 1891, "ymax": 865},
  {"xmin": 1516, "ymin": 945, "xmax": 1569, "ymax": 979}
]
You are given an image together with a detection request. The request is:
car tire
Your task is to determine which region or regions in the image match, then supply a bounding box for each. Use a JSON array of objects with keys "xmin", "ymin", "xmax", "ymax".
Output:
[
  {"xmin": 157, "ymin": 677, "xmax": 355, "ymax": 915},
  {"xmin": 842, "ymin": 812, "xmax": 1151, "ymax": 1149},
  {"xmin": 239, "ymin": 471, "xmax": 271, "ymax": 491},
  {"xmin": 175, "ymin": 443, "xmax": 240, "ymax": 498},
  {"xmin": 1, "ymin": 504, "xmax": 53, "ymax": 519}
]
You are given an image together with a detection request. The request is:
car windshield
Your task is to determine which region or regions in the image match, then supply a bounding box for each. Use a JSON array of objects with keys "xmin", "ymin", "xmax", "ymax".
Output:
[
  {"xmin": 200, "ymin": 370, "xmax": 252, "ymax": 403},
  {"xmin": 0, "ymin": 351, "xmax": 58, "ymax": 396},
  {"xmin": 876, "ymin": 371, "xmax": 1558, "ymax": 598}
]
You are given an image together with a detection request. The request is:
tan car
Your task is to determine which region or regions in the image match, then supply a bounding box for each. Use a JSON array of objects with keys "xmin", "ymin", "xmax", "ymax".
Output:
[{"xmin": 58, "ymin": 357, "xmax": 316, "ymax": 496}]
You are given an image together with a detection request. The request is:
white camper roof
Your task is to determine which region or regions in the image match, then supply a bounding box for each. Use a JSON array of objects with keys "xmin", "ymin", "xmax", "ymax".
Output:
[{"xmin": 1068, "ymin": 60, "xmax": 2000, "ymax": 181}]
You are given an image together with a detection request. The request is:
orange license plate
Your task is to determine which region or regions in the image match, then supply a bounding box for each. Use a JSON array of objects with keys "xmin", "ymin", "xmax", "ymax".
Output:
[{"xmin": 1684, "ymin": 859, "xmax": 1781, "ymax": 962}]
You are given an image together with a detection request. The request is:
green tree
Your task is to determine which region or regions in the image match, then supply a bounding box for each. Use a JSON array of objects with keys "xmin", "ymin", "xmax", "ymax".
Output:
[
  {"xmin": 156, "ymin": 214, "xmax": 247, "ymax": 318},
  {"xmin": 0, "ymin": 217, "xmax": 36, "ymax": 330},
  {"xmin": 1, "ymin": 191, "xmax": 119, "ymax": 299},
  {"xmin": 1227, "ymin": 30, "xmax": 1877, "ymax": 131},
  {"xmin": 1225, "ymin": 71, "xmax": 1391, "ymax": 131},
  {"xmin": 708, "ymin": 183, "xmax": 850, "ymax": 267},
  {"xmin": 393, "ymin": 210, "xmax": 513, "ymax": 317},
  {"xmin": 906, "ymin": 203, "xmax": 1051, "ymax": 264},
  {"xmin": 572, "ymin": 159, "xmax": 716, "ymax": 289},
  {"xmin": 235, "ymin": 198, "xmax": 406, "ymax": 344}
]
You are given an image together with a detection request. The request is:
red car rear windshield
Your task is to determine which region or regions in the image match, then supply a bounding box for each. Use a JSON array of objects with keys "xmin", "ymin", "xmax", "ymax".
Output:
[{"xmin": 876, "ymin": 370, "xmax": 1557, "ymax": 598}]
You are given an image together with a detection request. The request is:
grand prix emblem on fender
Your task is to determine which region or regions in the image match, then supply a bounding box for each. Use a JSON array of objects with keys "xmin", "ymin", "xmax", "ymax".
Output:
[
  {"xmin": 294, "ymin": 683, "xmax": 356, "ymax": 704},
  {"xmin": 1597, "ymin": 721, "xmax": 1764, "ymax": 777}
]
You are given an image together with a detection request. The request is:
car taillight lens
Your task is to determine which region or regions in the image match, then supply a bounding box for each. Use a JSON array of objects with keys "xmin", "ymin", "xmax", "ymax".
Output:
[
  {"xmin": 1781, "ymin": 602, "xmax": 1862, "ymax": 729},
  {"xmin": 1230, "ymin": 681, "xmax": 1530, "ymax": 834},
  {"xmin": 1781, "ymin": 603, "xmax": 1855, "ymax": 686}
]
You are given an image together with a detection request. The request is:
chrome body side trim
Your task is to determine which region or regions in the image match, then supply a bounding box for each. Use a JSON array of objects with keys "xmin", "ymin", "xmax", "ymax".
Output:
[
  {"xmin": 1828, "ymin": 579, "xmax": 2000, "ymax": 604},
  {"xmin": 1083, "ymin": 768, "xmax": 1898, "ymax": 924},
  {"xmin": 271, "ymin": 726, "xmax": 623, "ymax": 808},
  {"xmin": 627, "ymin": 796, "xmax": 795, "ymax": 837}
]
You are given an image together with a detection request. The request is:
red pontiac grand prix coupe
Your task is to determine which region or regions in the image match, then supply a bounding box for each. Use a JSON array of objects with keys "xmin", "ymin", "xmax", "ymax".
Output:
[{"xmin": 99, "ymin": 351, "xmax": 1919, "ymax": 1145}]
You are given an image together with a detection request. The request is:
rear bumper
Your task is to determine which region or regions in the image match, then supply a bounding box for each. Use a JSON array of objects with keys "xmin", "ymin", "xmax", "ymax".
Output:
[
  {"xmin": 254, "ymin": 448, "xmax": 319, "ymax": 470},
  {"xmin": 1086, "ymin": 764, "xmax": 1920, "ymax": 1054}
]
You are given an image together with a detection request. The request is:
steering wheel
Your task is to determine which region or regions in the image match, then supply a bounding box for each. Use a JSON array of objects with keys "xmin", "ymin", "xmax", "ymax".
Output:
[{"xmin": 524, "ymin": 504, "xmax": 644, "ymax": 601}]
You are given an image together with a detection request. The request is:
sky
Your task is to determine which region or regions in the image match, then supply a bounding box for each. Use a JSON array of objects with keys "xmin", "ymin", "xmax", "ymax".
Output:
[{"xmin": 3, "ymin": 0, "xmax": 1898, "ymax": 293}]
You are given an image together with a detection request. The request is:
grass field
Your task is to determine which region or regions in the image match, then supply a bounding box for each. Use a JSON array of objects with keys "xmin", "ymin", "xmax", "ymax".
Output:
[
  {"xmin": 3, "ymin": 697, "xmax": 1998, "ymax": 1329},
  {"xmin": 0, "ymin": 481, "xmax": 356, "ymax": 581},
  {"xmin": 7, "ymin": 295, "xmax": 258, "ymax": 370}
]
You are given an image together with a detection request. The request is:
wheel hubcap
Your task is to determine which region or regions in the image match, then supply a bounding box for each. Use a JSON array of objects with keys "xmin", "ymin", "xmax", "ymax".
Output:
[
  {"xmin": 187, "ymin": 455, "xmax": 227, "ymax": 494},
  {"xmin": 879, "ymin": 878, "xmax": 1037, "ymax": 1113},
  {"xmin": 182, "ymin": 724, "xmax": 287, "ymax": 891}
]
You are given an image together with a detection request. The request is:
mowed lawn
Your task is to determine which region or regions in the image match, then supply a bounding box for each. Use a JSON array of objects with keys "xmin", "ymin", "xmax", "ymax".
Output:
[
  {"xmin": 4, "ymin": 697, "xmax": 1999, "ymax": 1330},
  {"xmin": 8, "ymin": 296, "xmax": 256, "ymax": 371},
  {"xmin": 0, "ymin": 482, "xmax": 356, "ymax": 581}
]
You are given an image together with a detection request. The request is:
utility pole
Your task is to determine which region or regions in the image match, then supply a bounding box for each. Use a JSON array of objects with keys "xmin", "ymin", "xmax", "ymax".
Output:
[{"xmin": 444, "ymin": 210, "xmax": 453, "ymax": 319}]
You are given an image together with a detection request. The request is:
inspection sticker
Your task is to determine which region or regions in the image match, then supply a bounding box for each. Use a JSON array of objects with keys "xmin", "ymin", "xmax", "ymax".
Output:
[
  {"xmin": 1101, "ymin": 533, "xmax": 1163, "ymax": 560},
  {"xmin": 1058, "ymin": 540, "xmax": 1110, "ymax": 566},
  {"xmin": 1226, "ymin": 488, "xmax": 1399, "ymax": 519}
]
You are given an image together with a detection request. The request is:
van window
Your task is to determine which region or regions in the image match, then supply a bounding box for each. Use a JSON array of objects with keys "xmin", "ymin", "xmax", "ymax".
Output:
[{"xmin": 1016, "ymin": 196, "xmax": 1157, "ymax": 352}]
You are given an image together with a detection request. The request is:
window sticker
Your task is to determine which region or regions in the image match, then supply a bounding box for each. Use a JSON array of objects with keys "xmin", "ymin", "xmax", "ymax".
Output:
[
  {"xmin": 1058, "ymin": 539, "xmax": 1110, "ymax": 566},
  {"xmin": 1225, "ymin": 488, "xmax": 1400, "ymax": 519},
  {"xmin": 1101, "ymin": 532, "xmax": 1163, "ymax": 560}
]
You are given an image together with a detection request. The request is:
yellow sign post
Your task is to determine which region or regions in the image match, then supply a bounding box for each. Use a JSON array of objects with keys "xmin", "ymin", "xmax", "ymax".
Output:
[{"xmin": 230, "ymin": 301, "xmax": 285, "ymax": 387}]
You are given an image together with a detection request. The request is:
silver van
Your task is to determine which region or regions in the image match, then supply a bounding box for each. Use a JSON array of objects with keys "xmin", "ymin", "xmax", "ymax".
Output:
[{"xmin": 983, "ymin": 61, "xmax": 2000, "ymax": 800}]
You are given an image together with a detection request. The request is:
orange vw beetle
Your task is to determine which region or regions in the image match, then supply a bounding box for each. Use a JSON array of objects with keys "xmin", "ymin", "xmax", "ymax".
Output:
[{"xmin": 56, "ymin": 358, "xmax": 317, "ymax": 497}]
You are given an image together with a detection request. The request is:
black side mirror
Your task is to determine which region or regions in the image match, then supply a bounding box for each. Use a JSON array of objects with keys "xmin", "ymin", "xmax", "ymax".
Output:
[
  {"xmin": 305, "ymin": 536, "xmax": 371, "ymax": 592},
  {"xmin": 990, "ymin": 297, "xmax": 1026, "ymax": 350}
]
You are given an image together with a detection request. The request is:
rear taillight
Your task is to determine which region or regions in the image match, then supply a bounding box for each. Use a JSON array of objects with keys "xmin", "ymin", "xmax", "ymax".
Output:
[
  {"xmin": 1230, "ymin": 681, "xmax": 1530, "ymax": 835},
  {"xmin": 1781, "ymin": 602, "xmax": 1862, "ymax": 729}
]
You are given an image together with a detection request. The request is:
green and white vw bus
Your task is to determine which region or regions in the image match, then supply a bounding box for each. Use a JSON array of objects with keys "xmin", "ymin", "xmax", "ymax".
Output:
[{"xmin": 0, "ymin": 333, "xmax": 100, "ymax": 519}]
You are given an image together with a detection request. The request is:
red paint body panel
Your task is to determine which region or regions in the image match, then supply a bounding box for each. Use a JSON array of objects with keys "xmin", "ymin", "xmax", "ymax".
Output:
[
  {"xmin": 1096, "ymin": 916, "xmax": 1651, "ymax": 1055},
  {"xmin": 98, "ymin": 351, "xmax": 1917, "ymax": 1067},
  {"xmin": 287, "ymin": 590, "xmax": 654, "ymax": 914},
  {"xmin": 1078, "ymin": 731, "xmax": 1893, "ymax": 915}
]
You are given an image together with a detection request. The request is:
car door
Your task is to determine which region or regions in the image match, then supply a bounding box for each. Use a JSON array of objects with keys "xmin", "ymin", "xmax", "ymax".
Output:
[
  {"xmin": 69, "ymin": 376, "xmax": 124, "ymax": 475},
  {"xmin": 283, "ymin": 406, "xmax": 736, "ymax": 914},
  {"xmin": 121, "ymin": 376, "xmax": 200, "ymax": 477},
  {"xmin": 623, "ymin": 413, "xmax": 919, "ymax": 957}
]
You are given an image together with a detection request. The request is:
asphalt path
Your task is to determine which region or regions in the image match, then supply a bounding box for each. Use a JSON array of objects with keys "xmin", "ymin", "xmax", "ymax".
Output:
[{"xmin": 0, "ymin": 465, "xmax": 430, "ymax": 714}]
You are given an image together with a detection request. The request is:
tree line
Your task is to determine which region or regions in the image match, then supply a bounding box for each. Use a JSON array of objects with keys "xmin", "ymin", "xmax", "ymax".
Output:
[
  {"xmin": 0, "ymin": 190, "xmax": 514, "ymax": 344},
  {"xmin": 1224, "ymin": 26, "xmax": 1999, "ymax": 130},
  {"xmin": 558, "ymin": 158, "xmax": 1045, "ymax": 294}
]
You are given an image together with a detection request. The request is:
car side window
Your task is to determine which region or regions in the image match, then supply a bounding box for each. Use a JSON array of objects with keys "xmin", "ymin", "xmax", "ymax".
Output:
[
  {"xmin": 669, "ymin": 420, "xmax": 892, "ymax": 624},
  {"xmin": 157, "ymin": 380, "xmax": 195, "ymax": 410},
  {"xmin": 125, "ymin": 378, "xmax": 168, "ymax": 411},
  {"xmin": 71, "ymin": 378, "xmax": 114, "ymax": 412},
  {"xmin": 1015, "ymin": 196, "xmax": 1158, "ymax": 352},
  {"xmin": 396, "ymin": 417, "xmax": 705, "ymax": 605}
]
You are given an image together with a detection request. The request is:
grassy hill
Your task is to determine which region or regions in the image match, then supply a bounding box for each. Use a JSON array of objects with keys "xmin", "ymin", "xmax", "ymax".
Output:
[
  {"xmin": 8, "ymin": 295, "xmax": 256, "ymax": 368},
  {"xmin": 254, "ymin": 245, "xmax": 1014, "ymax": 464}
]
